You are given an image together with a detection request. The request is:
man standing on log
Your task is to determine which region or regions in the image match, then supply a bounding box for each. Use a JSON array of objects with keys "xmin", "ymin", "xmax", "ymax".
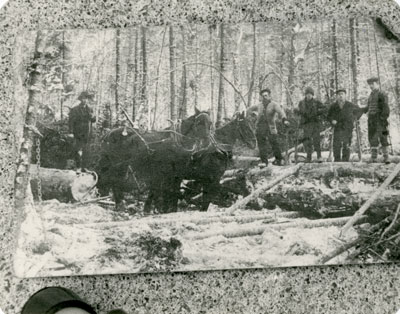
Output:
[
  {"xmin": 296, "ymin": 87, "xmax": 325, "ymax": 163},
  {"xmin": 248, "ymin": 88, "xmax": 289, "ymax": 166},
  {"xmin": 327, "ymin": 89, "xmax": 362, "ymax": 162},
  {"xmin": 68, "ymin": 91, "xmax": 96, "ymax": 170},
  {"xmin": 361, "ymin": 77, "xmax": 391, "ymax": 163}
]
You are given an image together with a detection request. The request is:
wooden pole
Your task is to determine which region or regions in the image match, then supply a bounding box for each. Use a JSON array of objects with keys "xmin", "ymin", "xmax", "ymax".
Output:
[
  {"xmin": 188, "ymin": 215, "xmax": 366, "ymax": 241},
  {"xmin": 227, "ymin": 164, "xmax": 303, "ymax": 214},
  {"xmin": 341, "ymin": 162, "xmax": 400, "ymax": 236}
]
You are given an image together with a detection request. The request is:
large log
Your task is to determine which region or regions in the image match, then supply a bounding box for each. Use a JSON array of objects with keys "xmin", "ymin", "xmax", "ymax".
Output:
[
  {"xmin": 29, "ymin": 165, "xmax": 97, "ymax": 202},
  {"xmin": 341, "ymin": 162, "xmax": 400, "ymax": 236},
  {"xmin": 186, "ymin": 215, "xmax": 367, "ymax": 240},
  {"xmin": 261, "ymin": 187, "xmax": 400, "ymax": 218},
  {"xmin": 298, "ymin": 162, "xmax": 400, "ymax": 185},
  {"xmin": 77, "ymin": 211, "xmax": 301, "ymax": 229},
  {"xmin": 227, "ymin": 164, "xmax": 303, "ymax": 214}
]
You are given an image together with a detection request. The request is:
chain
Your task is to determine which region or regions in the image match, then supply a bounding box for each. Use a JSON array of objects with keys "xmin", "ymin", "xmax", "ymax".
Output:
[{"xmin": 36, "ymin": 137, "xmax": 42, "ymax": 203}]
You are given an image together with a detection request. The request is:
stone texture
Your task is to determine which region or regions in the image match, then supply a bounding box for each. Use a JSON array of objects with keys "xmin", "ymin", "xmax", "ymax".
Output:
[{"xmin": 1, "ymin": 0, "xmax": 400, "ymax": 313}]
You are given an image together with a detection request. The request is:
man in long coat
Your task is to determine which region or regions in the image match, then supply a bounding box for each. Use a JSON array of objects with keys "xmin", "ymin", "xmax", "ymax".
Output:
[
  {"xmin": 68, "ymin": 91, "xmax": 96, "ymax": 169},
  {"xmin": 362, "ymin": 77, "xmax": 391, "ymax": 163},
  {"xmin": 327, "ymin": 89, "xmax": 362, "ymax": 162},
  {"xmin": 296, "ymin": 87, "xmax": 325, "ymax": 162}
]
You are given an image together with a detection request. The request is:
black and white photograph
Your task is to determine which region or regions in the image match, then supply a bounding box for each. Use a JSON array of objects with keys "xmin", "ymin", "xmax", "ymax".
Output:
[{"xmin": 12, "ymin": 18, "xmax": 400, "ymax": 277}]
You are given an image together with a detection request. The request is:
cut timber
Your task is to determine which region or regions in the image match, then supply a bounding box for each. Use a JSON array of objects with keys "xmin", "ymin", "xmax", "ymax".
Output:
[
  {"xmin": 227, "ymin": 163, "xmax": 302, "ymax": 214},
  {"xmin": 299, "ymin": 162, "xmax": 399, "ymax": 183},
  {"xmin": 341, "ymin": 162, "xmax": 400, "ymax": 236},
  {"xmin": 187, "ymin": 215, "xmax": 366, "ymax": 240},
  {"xmin": 262, "ymin": 187, "xmax": 400, "ymax": 218},
  {"xmin": 77, "ymin": 211, "xmax": 301, "ymax": 229},
  {"xmin": 29, "ymin": 165, "xmax": 97, "ymax": 202}
]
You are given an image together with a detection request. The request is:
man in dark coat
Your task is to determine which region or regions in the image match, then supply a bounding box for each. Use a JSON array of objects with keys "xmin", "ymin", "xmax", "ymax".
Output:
[
  {"xmin": 68, "ymin": 91, "xmax": 96, "ymax": 169},
  {"xmin": 247, "ymin": 88, "xmax": 289, "ymax": 166},
  {"xmin": 327, "ymin": 89, "xmax": 362, "ymax": 162},
  {"xmin": 361, "ymin": 77, "xmax": 390, "ymax": 163},
  {"xmin": 296, "ymin": 86, "xmax": 325, "ymax": 162}
]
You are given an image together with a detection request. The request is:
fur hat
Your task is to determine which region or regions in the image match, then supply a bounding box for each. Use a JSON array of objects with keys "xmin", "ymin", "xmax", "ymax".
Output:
[
  {"xmin": 305, "ymin": 86, "xmax": 314, "ymax": 95},
  {"xmin": 78, "ymin": 91, "xmax": 95, "ymax": 101}
]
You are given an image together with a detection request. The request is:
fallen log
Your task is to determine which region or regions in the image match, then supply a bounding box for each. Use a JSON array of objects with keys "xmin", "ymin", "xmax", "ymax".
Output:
[
  {"xmin": 187, "ymin": 215, "xmax": 367, "ymax": 240},
  {"xmin": 299, "ymin": 162, "xmax": 399, "ymax": 185},
  {"xmin": 29, "ymin": 165, "xmax": 98, "ymax": 202},
  {"xmin": 261, "ymin": 187, "xmax": 400, "ymax": 218},
  {"xmin": 76, "ymin": 211, "xmax": 301, "ymax": 229},
  {"xmin": 227, "ymin": 164, "xmax": 303, "ymax": 214},
  {"xmin": 341, "ymin": 162, "xmax": 400, "ymax": 236}
]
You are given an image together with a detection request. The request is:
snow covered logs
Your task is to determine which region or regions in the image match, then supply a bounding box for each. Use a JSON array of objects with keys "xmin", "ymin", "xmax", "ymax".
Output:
[{"xmin": 230, "ymin": 163, "xmax": 400, "ymax": 220}]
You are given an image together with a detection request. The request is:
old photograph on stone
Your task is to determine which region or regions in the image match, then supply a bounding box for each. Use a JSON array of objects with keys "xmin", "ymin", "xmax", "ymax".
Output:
[{"xmin": 12, "ymin": 18, "xmax": 400, "ymax": 277}]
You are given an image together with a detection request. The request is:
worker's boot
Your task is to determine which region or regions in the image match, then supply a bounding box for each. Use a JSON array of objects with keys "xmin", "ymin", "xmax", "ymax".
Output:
[
  {"xmin": 370, "ymin": 147, "xmax": 378, "ymax": 163},
  {"xmin": 382, "ymin": 146, "xmax": 390, "ymax": 164}
]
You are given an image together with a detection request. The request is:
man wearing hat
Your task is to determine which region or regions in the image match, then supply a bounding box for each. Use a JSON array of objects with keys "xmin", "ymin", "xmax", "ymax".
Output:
[
  {"xmin": 68, "ymin": 91, "xmax": 96, "ymax": 169},
  {"xmin": 327, "ymin": 89, "xmax": 362, "ymax": 162},
  {"xmin": 248, "ymin": 88, "xmax": 289, "ymax": 166},
  {"xmin": 296, "ymin": 86, "xmax": 326, "ymax": 162},
  {"xmin": 362, "ymin": 77, "xmax": 390, "ymax": 163}
]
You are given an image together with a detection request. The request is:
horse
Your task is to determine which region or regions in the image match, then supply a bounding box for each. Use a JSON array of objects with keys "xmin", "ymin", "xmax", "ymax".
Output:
[
  {"xmin": 96, "ymin": 109, "xmax": 212, "ymax": 210},
  {"xmin": 183, "ymin": 111, "xmax": 257, "ymax": 211}
]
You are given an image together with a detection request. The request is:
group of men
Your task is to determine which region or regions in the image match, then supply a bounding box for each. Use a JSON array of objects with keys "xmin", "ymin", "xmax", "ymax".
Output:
[
  {"xmin": 252, "ymin": 76, "xmax": 391, "ymax": 166},
  {"xmin": 68, "ymin": 76, "xmax": 391, "ymax": 171}
]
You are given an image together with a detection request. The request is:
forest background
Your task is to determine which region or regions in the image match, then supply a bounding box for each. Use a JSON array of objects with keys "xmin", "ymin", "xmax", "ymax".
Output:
[{"xmin": 13, "ymin": 18, "xmax": 400, "ymax": 168}]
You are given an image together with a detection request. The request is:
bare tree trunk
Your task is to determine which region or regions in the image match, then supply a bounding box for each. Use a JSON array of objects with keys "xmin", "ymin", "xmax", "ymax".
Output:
[
  {"xmin": 60, "ymin": 32, "xmax": 65, "ymax": 121},
  {"xmin": 209, "ymin": 25, "xmax": 215, "ymax": 123},
  {"xmin": 152, "ymin": 27, "xmax": 167, "ymax": 129},
  {"xmin": 115, "ymin": 29, "xmax": 121, "ymax": 116},
  {"xmin": 15, "ymin": 31, "xmax": 44, "ymax": 210},
  {"xmin": 394, "ymin": 47, "xmax": 400, "ymax": 109},
  {"xmin": 247, "ymin": 23, "xmax": 257, "ymax": 109},
  {"xmin": 140, "ymin": 26, "xmax": 148, "ymax": 124},
  {"xmin": 132, "ymin": 28, "xmax": 140, "ymax": 122},
  {"xmin": 373, "ymin": 23, "xmax": 381, "ymax": 86},
  {"xmin": 287, "ymin": 27, "xmax": 296, "ymax": 108},
  {"xmin": 179, "ymin": 25, "xmax": 188, "ymax": 119},
  {"xmin": 316, "ymin": 22, "xmax": 322, "ymax": 99},
  {"xmin": 350, "ymin": 19, "xmax": 359, "ymax": 105},
  {"xmin": 332, "ymin": 19, "xmax": 339, "ymax": 94},
  {"xmin": 366, "ymin": 21, "xmax": 373, "ymax": 76},
  {"xmin": 169, "ymin": 26, "xmax": 177, "ymax": 121},
  {"xmin": 216, "ymin": 23, "xmax": 225, "ymax": 128},
  {"xmin": 194, "ymin": 25, "xmax": 199, "ymax": 109},
  {"xmin": 350, "ymin": 18, "xmax": 362, "ymax": 160},
  {"xmin": 232, "ymin": 26, "xmax": 242, "ymax": 112},
  {"xmin": 124, "ymin": 29, "xmax": 134, "ymax": 107}
]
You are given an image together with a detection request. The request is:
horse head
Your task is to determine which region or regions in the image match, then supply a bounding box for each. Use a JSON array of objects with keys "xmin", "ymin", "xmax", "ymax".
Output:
[{"xmin": 180, "ymin": 108, "xmax": 212, "ymax": 142}]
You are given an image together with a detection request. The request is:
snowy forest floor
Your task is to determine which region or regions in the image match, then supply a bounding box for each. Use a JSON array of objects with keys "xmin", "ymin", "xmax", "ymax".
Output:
[{"xmin": 16, "ymin": 156, "xmax": 400, "ymax": 278}]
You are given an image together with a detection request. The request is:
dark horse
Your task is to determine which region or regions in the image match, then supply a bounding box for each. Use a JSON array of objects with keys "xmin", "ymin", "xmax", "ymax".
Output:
[
  {"xmin": 96, "ymin": 108, "xmax": 212, "ymax": 210},
  {"xmin": 184, "ymin": 111, "xmax": 257, "ymax": 211}
]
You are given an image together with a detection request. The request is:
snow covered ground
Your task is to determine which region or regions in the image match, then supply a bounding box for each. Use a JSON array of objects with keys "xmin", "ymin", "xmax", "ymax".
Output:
[{"xmin": 14, "ymin": 198, "xmax": 360, "ymax": 278}]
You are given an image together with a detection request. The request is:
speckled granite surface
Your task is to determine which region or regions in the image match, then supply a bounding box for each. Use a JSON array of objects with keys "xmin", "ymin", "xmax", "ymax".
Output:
[{"xmin": 1, "ymin": 1, "xmax": 400, "ymax": 313}]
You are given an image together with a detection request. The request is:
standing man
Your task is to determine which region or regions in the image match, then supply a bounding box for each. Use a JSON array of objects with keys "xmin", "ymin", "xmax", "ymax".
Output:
[
  {"xmin": 296, "ymin": 87, "xmax": 325, "ymax": 162},
  {"xmin": 248, "ymin": 88, "xmax": 289, "ymax": 166},
  {"xmin": 327, "ymin": 89, "xmax": 362, "ymax": 162},
  {"xmin": 68, "ymin": 91, "xmax": 96, "ymax": 169},
  {"xmin": 363, "ymin": 77, "xmax": 390, "ymax": 163}
]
